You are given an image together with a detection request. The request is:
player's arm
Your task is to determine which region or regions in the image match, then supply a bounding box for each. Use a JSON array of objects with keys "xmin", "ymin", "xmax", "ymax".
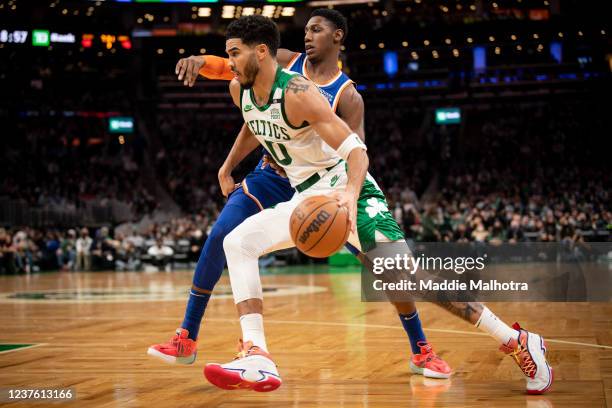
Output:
[
  {"xmin": 176, "ymin": 49, "xmax": 300, "ymax": 86},
  {"xmin": 284, "ymin": 76, "xmax": 368, "ymax": 232},
  {"xmin": 335, "ymin": 84, "xmax": 365, "ymax": 142},
  {"xmin": 218, "ymin": 123, "xmax": 260, "ymax": 197},
  {"xmin": 217, "ymin": 80, "xmax": 261, "ymax": 197}
]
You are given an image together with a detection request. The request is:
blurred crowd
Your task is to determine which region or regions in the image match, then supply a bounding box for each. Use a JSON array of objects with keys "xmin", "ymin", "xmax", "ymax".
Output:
[
  {"xmin": 385, "ymin": 102, "xmax": 610, "ymax": 243},
  {"xmin": 0, "ymin": 214, "xmax": 210, "ymax": 275},
  {"xmin": 0, "ymin": 56, "xmax": 156, "ymax": 219},
  {"xmin": 1, "ymin": 55, "xmax": 609, "ymax": 273},
  {"xmin": 1, "ymin": 116, "xmax": 155, "ymax": 215}
]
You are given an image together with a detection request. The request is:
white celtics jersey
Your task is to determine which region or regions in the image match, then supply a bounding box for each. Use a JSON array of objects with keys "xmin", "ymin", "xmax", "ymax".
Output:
[{"xmin": 240, "ymin": 67, "xmax": 342, "ymax": 188}]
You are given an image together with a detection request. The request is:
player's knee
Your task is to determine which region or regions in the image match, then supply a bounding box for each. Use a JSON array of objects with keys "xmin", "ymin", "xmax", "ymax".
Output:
[
  {"xmin": 223, "ymin": 227, "xmax": 262, "ymax": 260},
  {"xmin": 223, "ymin": 229, "xmax": 245, "ymax": 256}
]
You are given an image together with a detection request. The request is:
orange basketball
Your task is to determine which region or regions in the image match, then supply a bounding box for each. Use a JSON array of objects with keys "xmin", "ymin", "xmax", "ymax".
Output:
[{"xmin": 289, "ymin": 195, "xmax": 350, "ymax": 258}]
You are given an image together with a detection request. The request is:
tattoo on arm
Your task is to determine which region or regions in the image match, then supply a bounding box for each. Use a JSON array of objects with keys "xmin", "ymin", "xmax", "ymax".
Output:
[{"xmin": 286, "ymin": 76, "xmax": 310, "ymax": 94}]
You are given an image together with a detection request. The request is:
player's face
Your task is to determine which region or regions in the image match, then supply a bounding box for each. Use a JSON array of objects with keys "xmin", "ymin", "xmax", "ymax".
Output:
[
  {"xmin": 304, "ymin": 16, "xmax": 341, "ymax": 63},
  {"xmin": 226, "ymin": 38, "xmax": 260, "ymax": 89}
]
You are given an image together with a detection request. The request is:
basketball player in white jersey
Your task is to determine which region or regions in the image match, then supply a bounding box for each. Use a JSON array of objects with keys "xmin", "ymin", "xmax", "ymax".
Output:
[
  {"xmin": 203, "ymin": 15, "xmax": 552, "ymax": 395},
  {"xmin": 166, "ymin": 9, "xmax": 452, "ymax": 379}
]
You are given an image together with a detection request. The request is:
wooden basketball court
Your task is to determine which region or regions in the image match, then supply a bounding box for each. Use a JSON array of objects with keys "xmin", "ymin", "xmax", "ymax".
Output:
[{"xmin": 0, "ymin": 266, "xmax": 610, "ymax": 407}]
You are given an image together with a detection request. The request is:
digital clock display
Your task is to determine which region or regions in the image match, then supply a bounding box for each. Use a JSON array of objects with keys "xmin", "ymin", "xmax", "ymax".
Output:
[{"xmin": 0, "ymin": 30, "xmax": 28, "ymax": 44}]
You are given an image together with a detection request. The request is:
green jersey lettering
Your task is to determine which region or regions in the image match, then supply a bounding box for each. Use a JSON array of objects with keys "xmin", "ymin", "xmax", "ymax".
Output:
[{"xmin": 264, "ymin": 140, "xmax": 292, "ymax": 166}]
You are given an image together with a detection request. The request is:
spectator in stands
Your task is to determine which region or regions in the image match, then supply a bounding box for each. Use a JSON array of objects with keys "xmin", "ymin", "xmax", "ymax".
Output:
[
  {"xmin": 0, "ymin": 228, "xmax": 16, "ymax": 275},
  {"xmin": 147, "ymin": 238, "xmax": 174, "ymax": 272},
  {"xmin": 76, "ymin": 228, "xmax": 92, "ymax": 271},
  {"xmin": 13, "ymin": 230, "xmax": 36, "ymax": 274},
  {"xmin": 57, "ymin": 229, "xmax": 77, "ymax": 271}
]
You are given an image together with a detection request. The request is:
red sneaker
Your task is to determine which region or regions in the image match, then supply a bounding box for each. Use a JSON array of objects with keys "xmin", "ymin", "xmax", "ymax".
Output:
[
  {"xmin": 204, "ymin": 340, "xmax": 281, "ymax": 392},
  {"xmin": 409, "ymin": 341, "xmax": 452, "ymax": 379},
  {"xmin": 147, "ymin": 328, "xmax": 197, "ymax": 365}
]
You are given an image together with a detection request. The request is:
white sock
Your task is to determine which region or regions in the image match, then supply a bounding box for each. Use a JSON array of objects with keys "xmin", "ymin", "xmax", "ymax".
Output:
[
  {"xmin": 240, "ymin": 313, "xmax": 268, "ymax": 352},
  {"xmin": 475, "ymin": 306, "xmax": 519, "ymax": 347}
]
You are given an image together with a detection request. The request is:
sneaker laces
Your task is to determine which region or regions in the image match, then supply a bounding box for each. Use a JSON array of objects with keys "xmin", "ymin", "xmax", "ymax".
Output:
[
  {"xmin": 234, "ymin": 339, "xmax": 256, "ymax": 360},
  {"xmin": 417, "ymin": 341, "xmax": 441, "ymax": 363},
  {"xmin": 170, "ymin": 329, "xmax": 192, "ymax": 355},
  {"xmin": 504, "ymin": 331, "xmax": 537, "ymax": 379}
]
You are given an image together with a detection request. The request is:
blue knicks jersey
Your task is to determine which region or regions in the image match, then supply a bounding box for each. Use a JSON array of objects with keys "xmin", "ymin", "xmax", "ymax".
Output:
[
  {"xmin": 286, "ymin": 52, "xmax": 354, "ymax": 113},
  {"xmin": 255, "ymin": 53, "xmax": 354, "ymax": 177}
]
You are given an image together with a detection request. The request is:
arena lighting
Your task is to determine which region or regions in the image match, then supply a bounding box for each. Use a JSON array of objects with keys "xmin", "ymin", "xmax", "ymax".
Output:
[
  {"xmin": 221, "ymin": 5, "xmax": 234, "ymax": 19},
  {"xmin": 109, "ymin": 117, "xmax": 134, "ymax": 134},
  {"xmin": 383, "ymin": 51, "xmax": 398, "ymax": 77},
  {"xmin": 435, "ymin": 107, "xmax": 461, "ymax": 125},
  {"xmin": 307, "ymin": 0, "xmax": 378, "ymax": 6},
  {"xmin": 473, "ymin": 46, "xmax": 486, "ymax": 72},
  {"xmin": 550, "ymin": 41, "xmax": 562, "ymax": 63},
  {"xmin": 81, "ymin": 33, "xmax": 93, "ymax": 47},
  {"xmin": 281, "ymin": 6, "xmax": 295, "ymax": 16},
  {"xmin": 197, "ymin": 7, "xmax": 211, "ymax": 17},
  {"xmin": 118, "ymin": 35, "xmax": 131, "ymax": 49},
  {"xmin": 262, "ymin": 5, "xmax": 276, "ymax": 17},
  {"xmin": 100, "ymin": 34, "xmax": 116, "ymax": 49}
]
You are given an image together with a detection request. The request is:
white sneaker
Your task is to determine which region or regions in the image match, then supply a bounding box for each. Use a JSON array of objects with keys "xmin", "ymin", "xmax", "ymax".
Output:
[
  {"xmin": 500, "ymin": 322, "xmax": 553, "ymax": 394},
  {"xmin": 204, "ymin": 340, "xmax": 281, "ymax": 392}
]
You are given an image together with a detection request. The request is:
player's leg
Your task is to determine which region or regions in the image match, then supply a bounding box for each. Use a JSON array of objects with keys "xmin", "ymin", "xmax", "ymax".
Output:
[
  {"xmin": 347, "ymin": 176, "xmax": 452, "ymax": 379},
  {"xmin": 349, "ymin": 242, "xmax": 445, "ymax": 376},
  {"xmin": 204, "ymin": 199, "xmax": 298, "ymax": 392},
  {"xmin": 353, "ymin": 192, "xmax": 553, "ymax": 393},
  {"xmin": 147, "ymin": 185, "xmax": 261, "ymax": 364},
  {"xmin": 434, "ymin": 300, "xmax": 552, "ymax": 393}
]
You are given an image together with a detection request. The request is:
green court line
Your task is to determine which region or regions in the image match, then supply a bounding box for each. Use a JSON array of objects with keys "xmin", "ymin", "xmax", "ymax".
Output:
[{"xmin": 0, "ymin": 344, "xmax": 38, "ymax": 353}]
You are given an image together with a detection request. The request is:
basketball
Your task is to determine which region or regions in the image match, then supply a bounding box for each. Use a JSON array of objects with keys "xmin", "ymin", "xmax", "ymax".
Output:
[{"xmin": 290, "ymin": 195, "xmax": 350, "ymax": 258}]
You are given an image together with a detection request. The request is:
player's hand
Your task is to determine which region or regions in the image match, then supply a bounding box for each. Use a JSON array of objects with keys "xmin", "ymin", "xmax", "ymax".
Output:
[
  {"xmin": 262, "ymin": 154, "xmax": 287, "ymax": 178},
  {"xmin": 332, "ymin": 190, "xmax": 358, "ymax": 233},
  {"xmin": 176, "ymin": 55, "xmax": 205, "ymax": 87},
  {"xmin": 218, "ymin": 166, "xmax": 238, "ymax": 197}
]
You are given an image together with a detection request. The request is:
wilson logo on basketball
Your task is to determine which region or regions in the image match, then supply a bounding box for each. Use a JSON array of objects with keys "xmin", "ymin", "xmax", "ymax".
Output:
[{"xmin": 298, "ymin": 210, "xmax": 331, "ymax": 244}]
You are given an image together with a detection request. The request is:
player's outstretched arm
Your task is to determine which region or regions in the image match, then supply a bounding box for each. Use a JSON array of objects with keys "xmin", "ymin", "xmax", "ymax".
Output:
[
  {"xmin": 284, "ymin": 76, "xmax": 368, "ymax": 232},
  {"xmin": 176, "ymin": 55, "xmax": 233, "ymax": 86},
  {"xmin": 176, "ymin": 49, "xmax": 299, "ymax": 87},
  {"xmin": 336, "ymin": 85, "xmax": 365, "ymax": 142}
]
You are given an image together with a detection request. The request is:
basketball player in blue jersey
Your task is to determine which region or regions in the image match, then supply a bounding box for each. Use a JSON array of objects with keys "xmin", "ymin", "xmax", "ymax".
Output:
[{"xmin": 148, "ymin": 9, "xmax": 451, "ymax": 379}]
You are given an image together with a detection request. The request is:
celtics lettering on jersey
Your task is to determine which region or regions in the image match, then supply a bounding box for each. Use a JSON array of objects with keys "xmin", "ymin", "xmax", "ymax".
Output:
[{"xmin": 240, "ymin": 66, "xmax": 341, "ymax": 187}]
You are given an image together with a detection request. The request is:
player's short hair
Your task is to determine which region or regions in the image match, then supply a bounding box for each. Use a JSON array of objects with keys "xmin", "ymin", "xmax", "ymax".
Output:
[
  {"xmin": 310, "ymin": 8, "xmax": 348, "ymax": 43},
  {"xmin": 226, "ymin": 15, "xmax": 280, "ymax": 57}
]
